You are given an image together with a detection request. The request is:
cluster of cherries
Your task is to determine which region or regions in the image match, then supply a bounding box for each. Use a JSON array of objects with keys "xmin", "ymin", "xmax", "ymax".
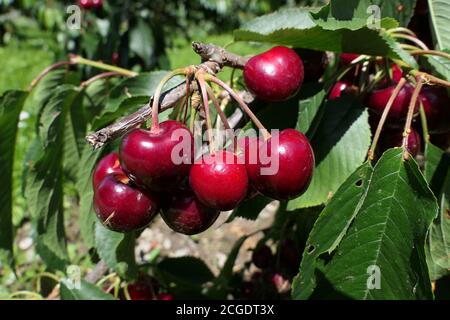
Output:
[
  {"xmin": 79, "ymin": 0, "xmax": 103, "ymax": 9},
  {"xmin": 92, "ymin": 45, "xmax": 315, "ymax": 234},
  {"xmin": 329, "ymin": 52, "xmax": 450, "ymax": 157}
]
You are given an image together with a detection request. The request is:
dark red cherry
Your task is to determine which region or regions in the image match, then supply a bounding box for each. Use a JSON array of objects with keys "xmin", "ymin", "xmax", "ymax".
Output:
[
  {"xmin": 156, "ymin": 293, "xmax": 173, "ymax": 300},
  {"xmin": 279, "ymin": 238, "xmax": 301, "ymax": 271},
  {"xmin": 111, "ymin": 52, "xmax": 119, "ymax": 65},
  {"xmin": 329, "ymin": 81, "xmax": 357, "ymax": 100},
  {"xmin": 91, "ymin": 0, "xmax": 103, "ymax": 8},
  {"xmin": 367, "ymin": 83, "xmax": 417, "ymax": 120},
  {"xmin": 339, "ymin": 53, "xmax": 360, "ymax": 65},
  {"xmin": 419, "ymin": 86, "xmax": 450, "ymax": 134},
  {"xmin": 79, "ymin": 0, "xmax": 93, "ymax": 9},
  {"xmin": 243, "ymin": 46, "xmax": 304, "ymax": 102},
  {"xmin": 120, "ymin": 120, "xmax": 194, "ymax": 192},
  {"xmin": 126, "ymin": 277, "xmax": 159, "ymax": 300},
  {"xmin": 92, "ymin": 152, "xmax": 123, "ymax": 190},
  {"xmin": 190, "ymin": 151, "xmax": 248, "ymax": 211},
  {"xmin": 246, "ymin": 129, "xmax": 314, "ymax": 200},
  {"xmin": 252, "ymin": 244, "xmax": 273, "ymax": 269},
  {"xmin": 93, "ymin": 174, "xmax": 159, "ymax": 232},
  {"xmin": 161, "ymin": 191, "xmax": 220, "ymax": 235},
  {"xmin": 379, "ymin": 127, "xmax": 422, "ymax": 156}
]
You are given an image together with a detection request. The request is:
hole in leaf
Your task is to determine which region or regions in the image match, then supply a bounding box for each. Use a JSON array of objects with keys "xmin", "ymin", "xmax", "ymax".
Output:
[
  {"xmin": 355, "ymin": 179, "xmax": 363, "ymax": 187},
  {"xmin": 307, "ymin": 245, "xmax": 315, "ymax": 254}
]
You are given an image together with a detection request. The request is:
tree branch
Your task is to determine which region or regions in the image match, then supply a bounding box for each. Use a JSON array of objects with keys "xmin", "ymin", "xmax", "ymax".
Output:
[{"xmin": 86, "ymin": 42, "xmax": 249, "ymax": 149}]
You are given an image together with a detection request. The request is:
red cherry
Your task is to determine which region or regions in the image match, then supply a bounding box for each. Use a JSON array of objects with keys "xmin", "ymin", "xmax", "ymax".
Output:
[
  {"xmin": 126, "ymin": 278, "xmax": 158, "ymax": 300},
  {"xmin": 243, "ymin": 46, "xmax": 304, "ymax": 102},
  {"xmin": 79, "ymin": 0, "xmax": 93, "ymax": 9},
  {"xmin": 246, "ymin": 129, "xmax": 314, "ymax": 200},
  {"xmin": 161, "ymin": 191, "xmax": 219, "ymax": 235},
  {"xmin": 111, "ymin": 52, "xmax": 119, "ymax": 65},
  {"xmin": 91, "ymin": 0, "xmax": 103, "ymax": 8},
  {"xmin": 252, "ymin": 244, "xmax": 273, "ymax": 269},
  {"xmin": 156, "ymin": 293, "xmax": 174, "ymax": 300},
  {"xmin": 189, "ymin": 151, "xmax": 248, "ymax": 211},
  {"xmin": 339, "ymin": 53, "xmax": 360, "ymax": 65},
  {"xmin": 120, "ymin": 120, "xmax": 194, "ymax": 192},
  {"xmin": 379, "ymin": 127, "xmax": 422, "ymax": 157},
  {"xmin": 329, "ymin": 81, "xmax": 356, "ymax": 100},
  {"xmin": 295, "ymin": 48, "xmax": 328, "ymax": 82},
  {"xmin": 419, "ymin": 86, "xmax": 450, "ymax": 134},
  {"xmin": 367, "ymin": 83, "xmax": 417, "ymax": 121},
  {"xmin": 92, "ymin": 153, "xmax": 123, "ymax": 190},
  {"xmin": 93, "ymin": 174, "xmax": 159, "ymax": 232}
]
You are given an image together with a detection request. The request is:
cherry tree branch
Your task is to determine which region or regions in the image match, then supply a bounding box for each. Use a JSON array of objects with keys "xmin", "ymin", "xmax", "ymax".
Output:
[{"xmin": 86, "ymin": 42, "xmax": 249, "ymax": 149}]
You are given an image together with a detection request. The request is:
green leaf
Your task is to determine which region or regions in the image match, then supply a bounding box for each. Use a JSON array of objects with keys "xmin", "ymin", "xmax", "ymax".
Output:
[
  {"xmin": 227, "ymin": 195, "xmax": 273, "ymax": 223},
  {"xmin": 130, "ymin": 19, "xmax": 155, "ymax": 68},
  {"xmin": 25, "ymin": 85, "xmax": 82, "ymax": 270},
  {"xmin": 94, "ymin": 221, "xmax": 137, "ymax": 279},
  {"xmin": 294, "ymin": 149, "xmax": 437, "ymax": 299},
  {"xmin": 424, "ymin": 143, "xmax": 450, "ymax": 280},
  {"xmin": 367, "ymin": 0, "xmax": 417, "ymax": 27},
  {"xmin": 60, "ymin": 279, "xmax": 114, "ymax": 300},
  {"xmin": 93, "ymin": 72, "xmax": 182, "ymax": 129},
  {"xmin": 0, "ymin": 90, "xmax": 28, "ymax": 265},
  {"xmin": 234, "ymin": 7, "xmax": 413, "ymax": 61},
  {"xmin": 423, "ymin": 50, "xmax": 450, "ymax": 82},
  {"xmin": 288, "ymin": 96, "xmax": 371, "ymax": 210},
  {"xmin": 429, "ymin": 0, "xmax": 450, "ymax": 50},
  {"xmin": 296, "ymin": 83, "xmax": 326, "ymax": 136},
  {"xmin": 157, "ymin": 256, "xmax": 214, "ymax": 287}
]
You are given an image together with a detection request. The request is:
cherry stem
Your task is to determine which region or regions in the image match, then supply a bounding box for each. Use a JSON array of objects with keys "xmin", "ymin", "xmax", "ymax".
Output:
[
  {"xmin": 368, "ymin": 78, "xmax": 407, "ymax": 160},
  {"xmin": 387, "ymin": 27, "xmax": 417, "ymax": 37},
  {"xmin": 419, "ymin": 103, "xmax": 430, "ymax": 144},
  {"xmin": 402, "ymin": 77, "xmax": 423, "ymax": 160},
  {"xmin": 183, "ymin": 76, "xmax": 191, "ymax": 124},
  {"xmin": 79, "ymin": 71, "xmax": 123, "ymax": 88},
  {"xmin": 409, "ymin": 49, "xmax": 450, "ymax": 61},
  {"xmin": 69, "ymin": 55, "xmax": 138, "ymax": 77},
  {"xmin": 28, "ymin": 61, "xmax": 73, "ymax": 91},
  {"xmin": 391, "ymin": 34, "xmax": 429, "ymax": 50},
  {"xmin": 411, "ymin": 70, "xmax": 450, "ymax": 88},
  {"xmin": 400, "ymin": 43, "xmax": 424, "ymax": 51},
  {"xmin": 205, "ymin": 83, "xmax": 238, "ymax": 154},
  {"xmin": 205, "ymin": 74, "xmax": 271, "ymax": 140},
  {"xmin": 151, "ymin": 68, "xmax": 189, "ymax": 132},
  {"xmin": 197, "ymin": 71, "xmax": 216, "ymax": 154}
]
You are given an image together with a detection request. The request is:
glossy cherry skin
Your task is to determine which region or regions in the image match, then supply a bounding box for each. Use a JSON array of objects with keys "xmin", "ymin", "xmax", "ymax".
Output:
[
  {"xmin": 190, "ymin": 151, "xmax": 248, "ymax": 211},
  {"xmin": 419, "ymin": 86, "xmax": 450, "ymax": 134},
  {"xmin": 252, "ymin": 244, "xmax": 273, "ymax": 269},
  {"xmin": 79, "ymin": 0, "xmax": 93, "ymax": 9},
  {"xmin": 246, "ymin": 129, "xmax": 314, "ymax": 200},
  {"xmin": 243, "ymin": 46, "xmax": 304, "ymax": 102},
  {"xmin": 91, "ymin": 0, "xmax": 103, "ymax": 8},
  {"xmin": 93, "ymin": 174, "xmax": 159, "ymax": 232},
  {"xmin": 329, "ymin": 81, "xmax": 357, "ymax": 100},
  {"xmin": 367, "ymin": 83, "xmax": 417, "ymax": 121},
  {"xmin": 339, "ymin": 53, "xmax": 360, "ymax": 65},
  {"xmin": 120, "ymin": 120, "xmax": 194, "ymax": 192},
  {"xmin": 161, "ymin": 191, "xmax": 220, "ymax": 235},
  {"xmin": 379, "ymin": 127, "xmax": 422, "ymax": 157},
  {"xmin": 92, "ymin": 153, "xmax": 124, "ymax": 190}
]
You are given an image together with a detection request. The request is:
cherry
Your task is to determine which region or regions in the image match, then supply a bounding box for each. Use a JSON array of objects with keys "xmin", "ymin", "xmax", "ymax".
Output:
[
  {"xmin": 379, "ymin": 127, "xmax": 422, "ymax": 157},
  {"xmin": 252, "ymin": 244, "xmax": 273, "ymax": 269},
  {"xmin": 91, "ymin": 0, "xmax": 103, "ymax": 8},
  {"xmin": 328, "ymin": 81, "xmax": 357, "ymax": 100},
  {"xmin": 377, "ymin": 63, "xmax": 403, "ymax": 88},
  {"xmin": 120, "ymin": 120, "xmax": 194, "ymax": 192},
  {"xmin": 279, "ymin": 238, "xmax": 301, "ymax": 272},
  {"xmin": 243, "ymin": 46, "xmax": 304, "ymax": 102},
  {"xmin": 93, "ymin": 174, "xmax": 159, "ymax": 232},
  {"xmin": 161, "ymin": 191, "xmax": 220, "ymax": 235},
  {"xmin": 189, "ymin": 151, "xmax": 248, "ymax": 211},
  {"xmin": 367, "ymin": 83, "xmax": 417, "ymax": 121},
  {"xmin": 156, "ymin": 293, "xmax": 174, "ymax": 300},
  {"xmin": 339, "ymin": 53, "xmax": 359, "ymax": 65},
  {"xmin": 111, "ymin": 52, "xmax": 119, "ymax": 65},
  {"xmin": 92, "ymin": 152, "xmax": 123, "ymax": 190},
  {"xmin": 419, "ymin": 86, "xmax": 450, "ymax": 134},
  {"xmin": 79, "ymin": 0, "xmax": 93, "ymax": 9},
  {"xmin": 246, "ymin": 129, "xmax": 314, "ymax": 200},
  {"xmin": 126, "ymin": 277, "xmax": 159, "ymax": 300}
]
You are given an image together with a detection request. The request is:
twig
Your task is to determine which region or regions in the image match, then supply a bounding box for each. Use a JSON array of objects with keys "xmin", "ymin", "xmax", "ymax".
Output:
[
  {"xmin": 402, "ymin": 77, "xmax": 424, "ymax": 160},
  {"xmin": 85, "ymin": 260, "xmax": 109, "ymax": 283},
  {"xmin": 86, "ymin": 42, "xmax": 249, "ymax": 149}
]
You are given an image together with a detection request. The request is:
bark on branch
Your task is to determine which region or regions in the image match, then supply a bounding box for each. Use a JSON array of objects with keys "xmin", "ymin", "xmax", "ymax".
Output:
[{"xmin": 86, "ymin": 42, "xmax": 249, "ymax": 149}]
